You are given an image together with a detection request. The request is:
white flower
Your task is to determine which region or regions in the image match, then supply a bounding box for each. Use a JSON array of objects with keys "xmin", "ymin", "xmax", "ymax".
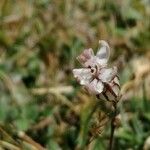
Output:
[{"xmin": 73, "ymin": 40, "xmax": 120, "ymax": 101}]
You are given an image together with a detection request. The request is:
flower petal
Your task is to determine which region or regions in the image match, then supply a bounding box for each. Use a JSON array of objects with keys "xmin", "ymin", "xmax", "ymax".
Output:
[
  {"xmin": 96, "ymin": 40, "xmax": 110, "ymax": 64},
  {"xmin": 99, "ymin": 67, "xmax": 117, "ymax": 82},
  {"xmin": 77, "ymin": 48, "xmax": 94, "ymax": 66},
  {"xmin": 84, "ymin": 56, "xmax": 98, "ymax": 67},
  {"xmin": 85, "ymin": 79, "xmax": 104, "ymax": 94},
  {"xmin": 73, "ymin": 68, "xmax": 92, "ymax": 85}
]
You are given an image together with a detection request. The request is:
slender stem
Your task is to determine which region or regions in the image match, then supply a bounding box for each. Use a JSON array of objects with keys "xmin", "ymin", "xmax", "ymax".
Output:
[{"xmin": 109, "ymin": 103, "xmax": 117, "ymax": 150}]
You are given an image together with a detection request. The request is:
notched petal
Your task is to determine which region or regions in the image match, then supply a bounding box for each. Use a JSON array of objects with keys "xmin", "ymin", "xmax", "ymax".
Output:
[
  {"xmin": 72, "ymin": 68, "xmax": 92, "ymax": 85},
  {"xmin": 96, "ymin": 40, "xmax": 110, "ymax": 64},
  {"xmin": 85, "ymin": 79, "xmax": 104, "ymax": 94},
  {"xmin": 77, "ymin": 48, "xmax": 94, "ymax": 66},
  {"xmin": 99, "ymin": 67, "xmax": 117, "ymax": 82}
]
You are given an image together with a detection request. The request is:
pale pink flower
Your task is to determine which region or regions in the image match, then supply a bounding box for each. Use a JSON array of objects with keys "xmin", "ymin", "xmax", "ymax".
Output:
[{"xmin": 73, "ymin": 40, "xmax": 120, "ymax": 101}]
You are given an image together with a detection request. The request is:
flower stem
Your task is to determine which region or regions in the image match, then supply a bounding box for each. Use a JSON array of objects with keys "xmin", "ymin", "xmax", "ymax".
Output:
[{"xmin": 109, "ymin": 103, "xmax": 117, "ymax": 150}]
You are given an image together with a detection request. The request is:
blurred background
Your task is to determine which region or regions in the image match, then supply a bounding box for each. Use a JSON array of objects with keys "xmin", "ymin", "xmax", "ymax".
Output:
[{"xmin": 0, "ymin": 0, "xmax": 150, "ymax": 150}]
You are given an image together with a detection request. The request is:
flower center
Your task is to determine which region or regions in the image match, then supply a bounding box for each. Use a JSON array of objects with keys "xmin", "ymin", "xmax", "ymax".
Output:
[{"xmin": 88, "ymin": 65, "xmax": 99, "ymax": 78}]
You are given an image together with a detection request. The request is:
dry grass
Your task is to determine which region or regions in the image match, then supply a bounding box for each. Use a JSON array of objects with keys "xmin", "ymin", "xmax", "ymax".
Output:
[{"xmin": 0, "ymin": 0, "xmax": 150, "ymax": 149}]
